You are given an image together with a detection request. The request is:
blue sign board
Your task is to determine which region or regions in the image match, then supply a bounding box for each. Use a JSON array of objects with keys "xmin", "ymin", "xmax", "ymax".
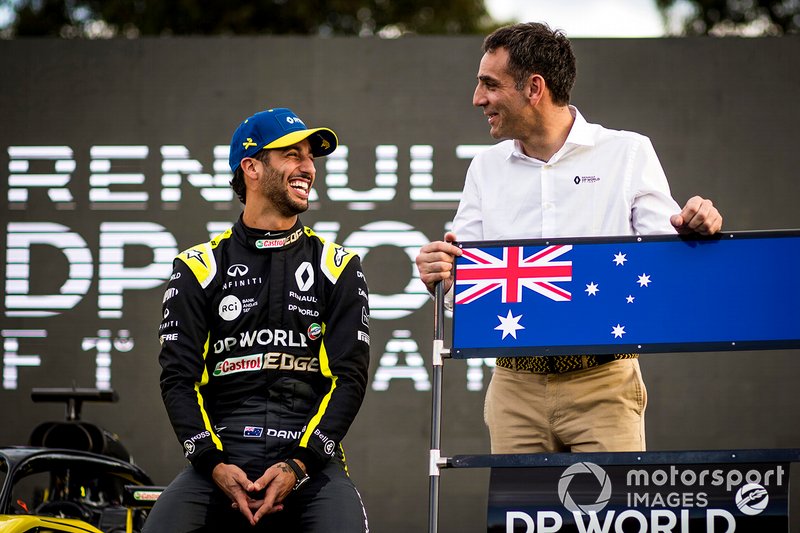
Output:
[
  {"xmin": 488, "ymin": 459, "xmax": 791, "ymax": 532},
  {"xmin": 452, "ymin": 231, "xmax": 800, "ymax": 358}
]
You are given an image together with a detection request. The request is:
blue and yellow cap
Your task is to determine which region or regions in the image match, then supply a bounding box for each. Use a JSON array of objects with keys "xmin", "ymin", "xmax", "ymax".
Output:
[{"xmin": 228, "ymin": 108, "xmax": 338, "ymax": 172}]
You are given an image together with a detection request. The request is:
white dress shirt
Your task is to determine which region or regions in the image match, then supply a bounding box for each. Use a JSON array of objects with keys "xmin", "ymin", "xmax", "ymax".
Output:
[{"xmin": 452, "ymin": 106, "xmax": 680, "ymax": 242}]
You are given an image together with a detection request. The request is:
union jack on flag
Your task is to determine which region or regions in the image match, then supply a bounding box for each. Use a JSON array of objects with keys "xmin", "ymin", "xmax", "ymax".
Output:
[{"xmin": 455, "ymin": 245, "xmax": 573, "ymax": 305}]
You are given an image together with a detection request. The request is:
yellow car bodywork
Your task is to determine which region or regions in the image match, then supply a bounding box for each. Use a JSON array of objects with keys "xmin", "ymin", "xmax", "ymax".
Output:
[{"xmin": 0, "ymin": 514, "xmax": 104, "ymax": 532}]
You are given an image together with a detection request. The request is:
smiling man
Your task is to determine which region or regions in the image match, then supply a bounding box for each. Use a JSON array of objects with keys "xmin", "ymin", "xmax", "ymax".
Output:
[
  {"xmin": 145, "ymin": 108, "xmax": 370, "ymax": 532},
  {"xmin": 416, "ymin": 23, "xmax": 723, "ymax": 456}
]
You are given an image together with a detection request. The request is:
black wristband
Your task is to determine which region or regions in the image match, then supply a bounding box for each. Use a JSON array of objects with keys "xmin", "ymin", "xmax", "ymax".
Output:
[{"xmin": 283, "ymin": 458, "xmax": 310, "ymax": 491}]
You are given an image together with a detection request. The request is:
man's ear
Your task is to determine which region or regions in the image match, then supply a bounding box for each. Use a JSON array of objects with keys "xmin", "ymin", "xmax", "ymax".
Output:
[
  {"xmin": 240, "ymin": 157, "xmax": 260, "ymax": 180},
  {"xmin": 526, "ymin": 74, "xmax": 546, "ymax": 104}
]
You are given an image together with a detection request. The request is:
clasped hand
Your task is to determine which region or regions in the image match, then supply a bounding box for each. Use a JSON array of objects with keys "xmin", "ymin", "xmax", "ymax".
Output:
[{"xmin": 212, "ymin": 461, "xmax": 298, "ymax": 526}]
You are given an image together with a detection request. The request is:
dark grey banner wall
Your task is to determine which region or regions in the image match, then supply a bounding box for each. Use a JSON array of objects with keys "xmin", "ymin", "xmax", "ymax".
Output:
[{"xmin": 1, "ymin": 36, "xmax": 799, "ymax": 532}]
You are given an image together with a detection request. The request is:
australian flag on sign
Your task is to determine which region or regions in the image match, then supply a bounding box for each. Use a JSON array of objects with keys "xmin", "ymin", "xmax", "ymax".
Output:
[{"xmin": 451, "ymin": 231, "xmax": 800, "ymax": 359}]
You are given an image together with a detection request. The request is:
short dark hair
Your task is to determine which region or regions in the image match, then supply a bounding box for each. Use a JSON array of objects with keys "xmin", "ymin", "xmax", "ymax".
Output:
[
  {"xmin": 482, "ymin": 22, "xmax": 576, "ymax": 106},
  {"xmin": 229, "ymin": 148, "xmax": 271, "ymax": 204}
]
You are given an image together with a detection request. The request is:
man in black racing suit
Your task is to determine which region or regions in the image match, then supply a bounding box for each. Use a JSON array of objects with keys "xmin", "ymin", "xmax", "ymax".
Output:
[{"xmin": 144, "ymin": 108, "xmax": 370, "ymax": 532}]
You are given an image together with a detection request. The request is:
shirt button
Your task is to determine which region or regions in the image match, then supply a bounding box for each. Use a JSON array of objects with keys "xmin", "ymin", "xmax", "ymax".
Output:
[{"xmin": 543, "ymin": 202, "xmax": 554, "ymax": 210}]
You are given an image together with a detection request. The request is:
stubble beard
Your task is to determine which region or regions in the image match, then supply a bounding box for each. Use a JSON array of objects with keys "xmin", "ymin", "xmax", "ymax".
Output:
[{"xmin": 261, "ymin": 165, "xmax": 309, "ymax": 218}]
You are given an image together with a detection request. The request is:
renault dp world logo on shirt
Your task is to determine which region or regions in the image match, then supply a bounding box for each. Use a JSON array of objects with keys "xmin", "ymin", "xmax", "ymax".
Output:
[
  {"xmin": 573, "ymin": 175, "xmax": 600, "ymax": 185},
  {"xmin": 558, "ymin": 462, "xmax": 613, "ymax": 514}
]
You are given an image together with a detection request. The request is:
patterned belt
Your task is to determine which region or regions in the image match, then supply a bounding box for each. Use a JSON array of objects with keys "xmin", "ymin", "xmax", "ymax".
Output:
[{"xmin": 495, "ymin": 354, "xmax": 638, "ymax": 374}]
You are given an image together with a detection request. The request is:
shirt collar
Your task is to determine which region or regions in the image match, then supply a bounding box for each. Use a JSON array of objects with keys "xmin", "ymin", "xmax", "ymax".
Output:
[
  {"xmin": 562, "ymin": 105, "xmax": 595, "ymax": 148},
  {"xmin": 509, "ymin": 105, "xmax": 595, "ymax": 163},
  {"xmin": 236, "ymin": 215, "xmax": 306, "ymax": 251}
]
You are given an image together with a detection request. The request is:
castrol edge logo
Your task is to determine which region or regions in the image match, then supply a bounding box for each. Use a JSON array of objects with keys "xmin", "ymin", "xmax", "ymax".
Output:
[
  {"xmin": 213, "ymin": 353, "xmax": 263, "ymax": 376},
  {"xmin": 213, "ymin": 352, "xmax": 321, "ymax": 377}
]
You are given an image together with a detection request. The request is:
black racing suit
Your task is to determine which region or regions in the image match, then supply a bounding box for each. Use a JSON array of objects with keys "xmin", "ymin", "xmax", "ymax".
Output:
[{"xmin": 157, "ymin": 216, "xmax": 370, "ymax": 481}]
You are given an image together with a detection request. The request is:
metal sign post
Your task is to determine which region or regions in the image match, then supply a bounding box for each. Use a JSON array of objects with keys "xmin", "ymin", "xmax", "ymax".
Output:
[{"xmin": 428, "ymin": 282, "xmax": 449, "ymax": 533}]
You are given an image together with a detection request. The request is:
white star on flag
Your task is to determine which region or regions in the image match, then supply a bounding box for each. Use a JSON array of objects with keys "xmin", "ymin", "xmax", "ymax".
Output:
[
  {"xmin": 495, "ymin": 310, "xmax": 525, "ymax": 339},
  {"xmin": 585, "ymin": 282, "xmax": 599, "ymax": 296},
  {"xmin": 637, "ymin": 273, "xmax": 651, "ymax": 287},
  {"xmin": 613, "ymin": 252, "xmax": 627, "ymax": 266},
  {"xmin": 626, "ymin": 295, "xmax": 635, "ymax": 303},
  {"xmin": 611, "ymin": 324, "xmax": 626, "ymax": 338}
]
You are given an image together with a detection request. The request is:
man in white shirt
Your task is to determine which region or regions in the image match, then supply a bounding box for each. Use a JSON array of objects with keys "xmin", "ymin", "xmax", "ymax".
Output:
[{"xmin": 415, "ymin": 22, "xmax": 723, "ymax": 453}]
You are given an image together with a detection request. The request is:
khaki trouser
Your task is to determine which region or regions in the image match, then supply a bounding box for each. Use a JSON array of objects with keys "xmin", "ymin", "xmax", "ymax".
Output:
[{"xmin": 484, "ymin": 358, "xmax": 647, "ymax": 453}]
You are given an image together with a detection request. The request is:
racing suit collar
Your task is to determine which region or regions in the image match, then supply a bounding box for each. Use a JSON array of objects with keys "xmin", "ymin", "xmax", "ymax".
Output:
[{"xmin": 237, "ymin": 216, "xmax": 306, "ymax": 251}]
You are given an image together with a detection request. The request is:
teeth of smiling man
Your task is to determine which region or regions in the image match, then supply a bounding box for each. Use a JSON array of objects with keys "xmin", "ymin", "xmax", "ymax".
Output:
[{"xmin": 289, "ymin": 180, "xmax": 308, "ymax": 192}]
